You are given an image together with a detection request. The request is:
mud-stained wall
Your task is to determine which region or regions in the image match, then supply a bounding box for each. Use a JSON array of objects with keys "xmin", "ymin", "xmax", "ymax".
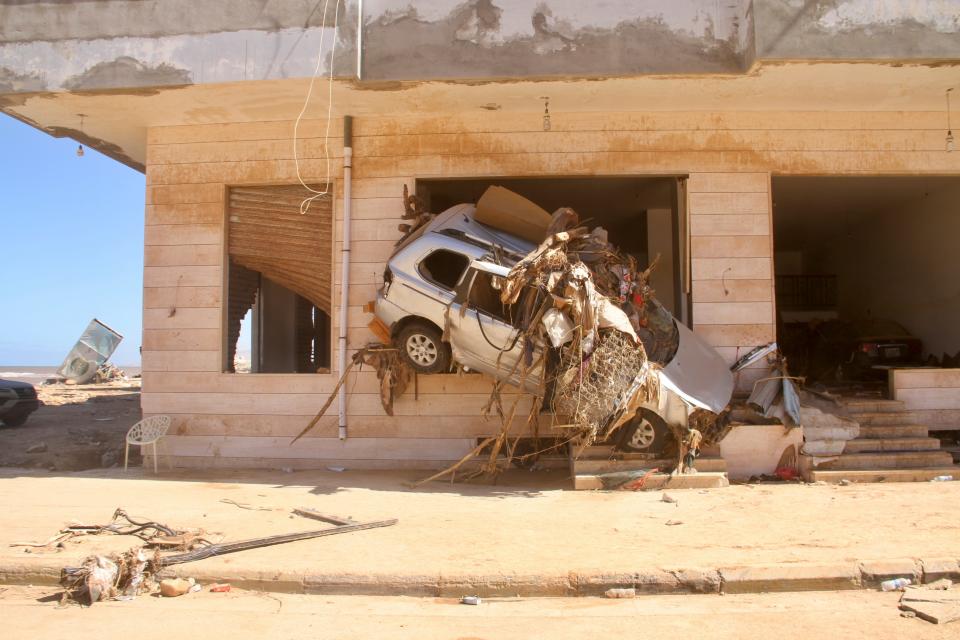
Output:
[
  {"xmin": 360, "ymin": 0, "xmax": 752, "ymax": 78},
  {"xmin": 3, "ymin": 0, "xmax": 960, "ymax": 94},
  {"xmin": 755, "ymin": 0, "xmax": 960, "ymax": 59}
]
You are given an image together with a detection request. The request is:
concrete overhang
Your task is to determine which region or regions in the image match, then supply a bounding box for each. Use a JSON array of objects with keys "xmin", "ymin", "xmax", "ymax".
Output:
[
  {"xmin": 1, "ymin": 1, "xmax": 958, "ymax": 171},
  {"xmin": 3, "ymin": 61, "xmax": 959, "ymax": 173}
]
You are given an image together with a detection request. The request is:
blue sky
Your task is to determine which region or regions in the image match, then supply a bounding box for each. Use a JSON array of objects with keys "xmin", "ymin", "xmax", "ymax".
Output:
[{"xmin": 0, "ymin": 114, "xmax": 145, "ymax": 366}]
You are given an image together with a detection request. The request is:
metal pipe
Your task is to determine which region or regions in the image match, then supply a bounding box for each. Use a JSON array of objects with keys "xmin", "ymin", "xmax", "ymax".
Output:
[{"xmin": 338, "ymin": 116, "xmax": 353, "ymax": 440}]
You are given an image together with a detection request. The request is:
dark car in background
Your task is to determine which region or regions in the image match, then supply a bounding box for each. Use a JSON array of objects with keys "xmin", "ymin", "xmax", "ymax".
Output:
[
  {"xmin": 793, "ymin": 318, "xmax": 923, "ymax": 382},
  {"xmin": 0, "ymin": 379, "xmax": 40, "ymax": 426}
]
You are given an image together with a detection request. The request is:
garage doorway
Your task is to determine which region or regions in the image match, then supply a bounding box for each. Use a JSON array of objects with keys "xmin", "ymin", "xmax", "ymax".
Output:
[
  {"xmin": 771, "ymin": 176, "xmax": 960, "ymax": 390},
  {"xmin": 416, "ymin": 176, "xmax": 689, "ymax": 322}
]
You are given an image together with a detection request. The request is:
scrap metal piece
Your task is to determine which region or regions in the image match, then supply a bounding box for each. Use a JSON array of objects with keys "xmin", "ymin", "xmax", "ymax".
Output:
[
  {"xmin": 731, "ymin": 342, "xmax": 778, "ymax": 372},
  {"xmin": 57, "ymin": 319, "xmax": 123, "ymax": 384}
]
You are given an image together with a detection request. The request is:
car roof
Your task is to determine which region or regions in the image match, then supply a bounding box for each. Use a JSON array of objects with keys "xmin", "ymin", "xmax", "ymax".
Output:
[{"xmin": 427, "ymin": 204, "xmax": 536, "ymax": 259}]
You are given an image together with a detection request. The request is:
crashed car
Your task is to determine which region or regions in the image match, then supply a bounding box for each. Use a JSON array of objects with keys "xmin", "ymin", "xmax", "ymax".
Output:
[
  {"xmin": 374, "ymin": 201, "xmax": 734, "ymax": 454},
  {"xmin": 0, "ymin": 379, "xmax": 40, "ymax": 427}
]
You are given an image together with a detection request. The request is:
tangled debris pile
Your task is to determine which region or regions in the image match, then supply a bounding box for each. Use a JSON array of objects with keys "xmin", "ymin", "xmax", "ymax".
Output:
[
  {"xmin": 44, "ymin": 508, "xmax": 397, "ymax": 606},
  {"xmin": 298, "ymin": 185, "xmax": 736, "ymax": 483}
]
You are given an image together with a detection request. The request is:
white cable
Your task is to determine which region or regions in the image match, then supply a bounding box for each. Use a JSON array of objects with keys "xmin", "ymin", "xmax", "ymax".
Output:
[{"xmin": 293, "ymin": 0, "xmax": 341, "ymax": 215}]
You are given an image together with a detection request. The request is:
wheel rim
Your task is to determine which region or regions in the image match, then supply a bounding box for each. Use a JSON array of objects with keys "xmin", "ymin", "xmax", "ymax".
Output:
[
  {"xmin": 628, "ymin": 418, "xmax": 657, "ymax": 449},
  {"xmin": 405, "ymin": 333, "xmax": 438, "ymax": 366}
]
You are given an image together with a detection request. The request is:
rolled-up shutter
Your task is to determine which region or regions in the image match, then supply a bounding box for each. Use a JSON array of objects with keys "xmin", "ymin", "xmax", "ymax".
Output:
[{"xmin": 227, "ymin": 184, "xmax": 333, "ymax": 312}]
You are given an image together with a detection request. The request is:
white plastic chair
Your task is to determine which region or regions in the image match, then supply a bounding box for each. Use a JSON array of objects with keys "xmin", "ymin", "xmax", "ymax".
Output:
[{"xmin": 124, "ymin": 415, "xmax": 171, "ymax": 473}]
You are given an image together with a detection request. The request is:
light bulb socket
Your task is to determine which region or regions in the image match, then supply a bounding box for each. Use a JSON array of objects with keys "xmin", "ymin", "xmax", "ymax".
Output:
[
  {"xmin": 76, "ymin": 144, "xmax": 84, "ymax": 157},
  {"xmin": 947, "ymin": 131, "xmax": 955, "ymax": 153}
]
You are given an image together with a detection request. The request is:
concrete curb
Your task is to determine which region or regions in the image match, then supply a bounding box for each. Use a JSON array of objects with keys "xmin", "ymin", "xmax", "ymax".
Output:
[{"xmin": 2, "ymin": 557, "xmax": 959, "ymax": 597}]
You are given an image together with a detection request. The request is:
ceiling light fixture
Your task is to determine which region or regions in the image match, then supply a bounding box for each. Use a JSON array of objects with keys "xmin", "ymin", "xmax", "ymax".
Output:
[
  {"xmin": 76, "ymin": 114, "xmax": 86, "ymax": 157},
  {"xmin": 946, "ymin": 88, "xmax": 954, "ymax": 153}
]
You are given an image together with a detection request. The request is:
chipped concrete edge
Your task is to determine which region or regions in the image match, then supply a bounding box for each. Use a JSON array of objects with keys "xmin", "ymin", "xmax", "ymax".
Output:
[{"xmin": 1, "ymin": 558, "xmax": 958, "ymax": 597}]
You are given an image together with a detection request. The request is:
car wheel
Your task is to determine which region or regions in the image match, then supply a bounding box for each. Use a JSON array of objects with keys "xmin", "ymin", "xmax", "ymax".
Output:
[
  {"xmin": 397, "ymin": 322, "xmax": 451, "ymax": 374},
  {"xmin": 1, "ymin": 412, "xmax": 30, "ymax": 427},
  {"xmin": 616, "ymin": 409, "xmax": 669, "ymax": 454}
]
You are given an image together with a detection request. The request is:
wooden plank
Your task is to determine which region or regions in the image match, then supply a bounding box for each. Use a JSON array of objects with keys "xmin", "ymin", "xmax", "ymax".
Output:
[
  {"xmin": 148, "ymin": 112, "xmax": 951, "ymax": 145},
  {"xmin": 160, "ymin": 413, "xmax": 537, "ymax": 439},
  {"xmin": 691, "ymin": 214, "xmax": 769, "ymax": 237},
  {"xmin": 144, "ymin": 286, "xmax": 221, "ymax": 309},
  {"xmin": 159, "ymin": 435, "xmax": 475, "ymax": 460},
  {"xmin": 892, "ymin": 369, "xmax": 960, "ymax": 389},
  {"xmin": 147, "ymin": 184, "xmax": 223, "ymax": 205},
  {"xmin": 145, "ymin": 224, "xmax": 221, "ymax": 246},
  {"xmin": 688, "ymin": 173, "xmax": 769, "ymax": 193},
  {"xmin": 688, "ymin": 192, "xmax": 769, "ymax": 215},
  {"xmin": 691, "ymin": 236, "xmax": 771, "ymax": 258},
  {"xmin": 693, "ymin": 323, "xmax": 776, "ymax": 347},
  {"xmin": 142, "ymin": 328, "xmax": 220, "ymax": 351},
  {"xmin": 896, "ymin": 388, "xmax": 960, "ymax": 410},
  {"xmin": 144, "ymin": 244, "xmax": 222, "ymax": 267},
  {"xmin": 141, "ymin": 350, "xmax": 221, "ymax": 373},
  {"xmin": 158, "ymin": 455, "xmax": 474, "ymax": 471},
  {"xmin": 141, "ymin": 391, "xmax": 536, "ymax": 416},
  {"xmin": 142, "ymin": 370, "xmax": 504, "ymax": 396},
  {"xmin": 146, "ymin": 159, "xmax": 343, "ymax": 186},
  {"xmin": 692, "ymin": 302, "xmax": 773, "ymax": 326},
  {"xmin": 691, "ymin": 257, "xmax": 772, "ymax": 280},
  {"xmin": 143, "ymin": 265, "xmax": 222, "ymax": 287},
  {"xmin": 146, "ymin": 202, "xmax": 224, "ymax": 226},
  {"xmin": 143, "ymin": 307, "xmax": 221, "ymax": 330},
  {"xmin": 149, "ymin": 138, "xmax": 344, "ymax": 165},
  {"xmin": 692, "ymin": 279, "xmax": 772, "ymax": 303}
]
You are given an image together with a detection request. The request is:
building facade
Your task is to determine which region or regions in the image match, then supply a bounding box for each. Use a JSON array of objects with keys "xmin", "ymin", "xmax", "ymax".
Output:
[{"xmin": 2, "ymin": 0, "xmax": 959, "ymax": 470}]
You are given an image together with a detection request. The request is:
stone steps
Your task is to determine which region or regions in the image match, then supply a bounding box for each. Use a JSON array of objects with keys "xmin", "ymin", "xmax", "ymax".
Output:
[
  {"xmin": 808, "ymin": 468, "xmax": 959, "ymax": 484},
  {"xmin": 841, "ymin": 399, "xmax": 906, "ymax": 414},
  {"xmin": 817, "ymin": 450, "xmax": 954, "ymax": 471},
  {"xmin": 857, "ymin": 424, "xmax": 929, "ymax": 439},
  {"xmin": 843, "ymin": 437, "xmax": 942, "ymax": 453},
  {"xmin": 848, "ymin": 411, "xmax": 918, "ymax": 425}
]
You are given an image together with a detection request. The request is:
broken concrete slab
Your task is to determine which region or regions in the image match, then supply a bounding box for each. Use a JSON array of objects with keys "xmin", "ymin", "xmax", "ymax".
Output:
[
  {"xmin": 923, "ymin": 558, "xmax": 960, "ymax": 583},
  {"xmin": 900, "ymin": 587, "xmax": 960, "ymax": 624}
]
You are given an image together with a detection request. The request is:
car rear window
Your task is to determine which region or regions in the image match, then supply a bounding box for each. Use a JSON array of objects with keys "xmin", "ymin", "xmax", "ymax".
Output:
[{"xmin": 419, "ymin": 249, "xmax": 470, "ymax": 290}]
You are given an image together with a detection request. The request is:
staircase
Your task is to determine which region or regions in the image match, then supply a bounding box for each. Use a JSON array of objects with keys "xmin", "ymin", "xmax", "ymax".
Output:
[
  {"xmin": 570, "ymin": 444, "xmax": 730, "ymax": 490},
  {"xmin": 807, "ymin": 399, "xmax": 959, "ymax": 483}
]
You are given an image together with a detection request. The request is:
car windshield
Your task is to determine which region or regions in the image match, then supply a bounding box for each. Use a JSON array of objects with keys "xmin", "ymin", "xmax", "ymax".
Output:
[{"xmin": 855, "ymin": 319, "xmax": 910, "ymax": 337}]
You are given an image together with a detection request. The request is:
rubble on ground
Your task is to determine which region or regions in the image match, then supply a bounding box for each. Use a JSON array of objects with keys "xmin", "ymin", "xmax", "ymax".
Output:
[{"xmin": 51, "ymin": 508, "xmax": 397, "ymax": 606}]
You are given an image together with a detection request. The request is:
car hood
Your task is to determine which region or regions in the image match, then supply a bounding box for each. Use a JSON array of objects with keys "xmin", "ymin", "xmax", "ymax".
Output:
[
  {"xmin": 659, "ymin": 322, "xmax": 735, "ymax": 413},
  {"xmin": 0, "ymin": 378, "xmax": 36, "ymax": 391}
]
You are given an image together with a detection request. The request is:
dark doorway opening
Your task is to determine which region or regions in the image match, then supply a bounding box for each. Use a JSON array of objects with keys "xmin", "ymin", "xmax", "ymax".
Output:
[{"xmin": 416, "ymin": 176, "xmax": 687, "ymax": 320}]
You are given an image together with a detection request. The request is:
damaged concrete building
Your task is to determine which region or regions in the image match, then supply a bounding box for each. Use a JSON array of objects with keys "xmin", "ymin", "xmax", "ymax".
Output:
[{"xmin": 2, "ymin": 0, "xmax": 959, "ymax": 480}]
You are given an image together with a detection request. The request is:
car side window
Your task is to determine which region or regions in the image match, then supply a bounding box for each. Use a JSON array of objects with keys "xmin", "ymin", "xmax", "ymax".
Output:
[
  {"xmin": 468, "ymin": 271, "xmax": 511, "ymax": 323},
  {"xmin": 418, "ymin": 249, "xmax": 470, "ymax": 291}
]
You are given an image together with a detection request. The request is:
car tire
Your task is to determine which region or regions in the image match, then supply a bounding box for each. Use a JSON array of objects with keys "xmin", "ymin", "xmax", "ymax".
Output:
[
  {"xmin": 397, "ymin": 321, "xmax": 451, "ymax": 374},
  {"xmin": 616, "ymin": 409, "xmax": 670, "ymax": 454},
  {"xmin": 1, "ymin": 412, "xmax": 30, "ymax": 427}
]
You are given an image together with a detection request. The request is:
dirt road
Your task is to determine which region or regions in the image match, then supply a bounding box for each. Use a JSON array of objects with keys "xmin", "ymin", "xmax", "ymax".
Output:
[
  {"xmin": 2, "ymin": 586, "xmax": 955, "ymax": 640},
  {"xmin": 0, "ymin": 381, "xmax": 141, "ymax": 470}
]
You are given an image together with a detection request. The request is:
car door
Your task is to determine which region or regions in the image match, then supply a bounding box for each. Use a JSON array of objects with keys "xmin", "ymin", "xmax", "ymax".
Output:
[{"xmin": 447, "ymin": 261, "xmax": 539, "ymax": 389}]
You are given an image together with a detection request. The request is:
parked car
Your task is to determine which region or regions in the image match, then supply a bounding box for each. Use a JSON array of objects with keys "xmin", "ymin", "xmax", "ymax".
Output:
[
  {"xmin": 0, "ymin": 379, "xmax": 40, "ymax": 427},
  {"xmin": 796, "ymin": 318, "xmax": 923, "ymax": 382},
  {"xmin": 374, "ymin": 203, "xmax": 734, "ymax": 454}
]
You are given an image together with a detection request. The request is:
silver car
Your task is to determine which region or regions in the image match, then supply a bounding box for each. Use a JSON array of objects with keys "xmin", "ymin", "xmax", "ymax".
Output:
[{"xmin": 374, "ymin": 203, "xmax": 734, "ymax": 453}]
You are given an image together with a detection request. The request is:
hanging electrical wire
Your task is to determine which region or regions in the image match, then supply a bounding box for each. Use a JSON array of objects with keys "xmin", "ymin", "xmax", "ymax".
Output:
[{"xmin": 293, "ymin": 0, "xmax": 342, "ymax": 214}]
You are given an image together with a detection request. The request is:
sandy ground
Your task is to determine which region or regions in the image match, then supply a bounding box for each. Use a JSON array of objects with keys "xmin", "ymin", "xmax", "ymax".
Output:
[
  {"xmin": 1, "ymin": 467, "xmax": 958, "ymax": 581},
  {"xmin": 1, "ymin": 585, "xmax": 955, "ymax": 640},
  {"xmin": 0, "ymin": 381, "xmax": 141, "ymax": 470}
]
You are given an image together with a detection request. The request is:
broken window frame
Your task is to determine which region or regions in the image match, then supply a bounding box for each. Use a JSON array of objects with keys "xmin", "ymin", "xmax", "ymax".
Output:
[{"xmin": 222, "ymin": 183, "xmax": 335, "ymax": 376}]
